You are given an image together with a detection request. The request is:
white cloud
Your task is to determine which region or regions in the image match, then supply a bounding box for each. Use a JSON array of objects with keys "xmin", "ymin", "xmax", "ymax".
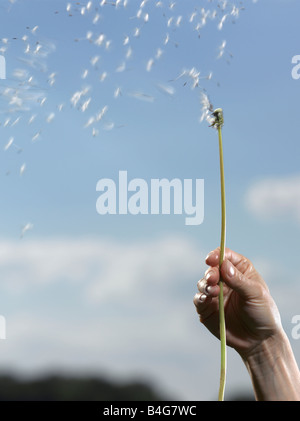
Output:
[
  {"xmin": 245, "ymin": 174, "xmax": 300, "ymax": 223},
  {"xmin": 1, "ymin": 235, "xmax": 299, "ymax": 400},
  {"xmin": 0, "ymin": 235, "xmax": 203, "ymax": 303},
  {"xmin": 0, "ymin": 235, "xmax": 218, "ymax": 399}
]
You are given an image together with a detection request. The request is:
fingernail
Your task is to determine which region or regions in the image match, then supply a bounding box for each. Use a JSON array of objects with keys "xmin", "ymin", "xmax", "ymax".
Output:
[
  {"xmin": 228, "ymin": 263, "xmax": 235, "ymax": 277},
  {"xmin": 199, "ymin": 294, "xmax": 207, "ymax": 302},
  {"xmin": 205, "ymin": 251, "xmax": 214, "ymax": 260},
  {"xmin": 205, "ymin": 271, "xmax": 212, "ymax": 281},
  {"xmin": 205, "ymin": 285, "xmax": 212, "ymax": 295}
]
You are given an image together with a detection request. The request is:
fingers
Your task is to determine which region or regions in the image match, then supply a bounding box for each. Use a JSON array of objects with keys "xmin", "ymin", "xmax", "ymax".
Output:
[
  {"xmin": 206, "ymin": 247, "xmax": 249, "ymax": 269},
  {"xmin": 220, "ymin": 259, "xmax": 259, "ymax": 300},
  {"xmin": 204, "ymin": 246, "xmax": 262, "ymax": 300},
  {"xmin": 197, "ymin": 267, "xmax": 220, "ymax": 297},
  {"xmin": 193, "ymin": 271, "xmax": 220, "ymax": 323}
]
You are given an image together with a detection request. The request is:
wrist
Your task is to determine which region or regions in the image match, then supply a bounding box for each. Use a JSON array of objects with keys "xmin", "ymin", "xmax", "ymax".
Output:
[
  {"xmin": 240, "ymin": 328, "xmax": 287, "ymax": 364},
  {"xmin": 241, "ymin": 329, "xmax": 300, "ymax": 401}
]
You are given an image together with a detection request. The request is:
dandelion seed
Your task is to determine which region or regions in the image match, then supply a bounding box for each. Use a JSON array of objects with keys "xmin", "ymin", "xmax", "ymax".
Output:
[
  {"xmin": 20, "ymin": 163, "xmax": 26, "ymax": 176},
  {"xmin": 84, "ymin": 116, "xmax": 95, "ymax": 128},
  {"xmin": 66, "ymin": 2, "xmax": 71, "ymax": 12},
  {"xmin": 34, "ymin": 44, "xmax": 42, "ymax": 55},
  {"xmin": 156, "ymin": 83, "xmax": 175, "ymax": 96},
  {"xmin": 32, "ymin": 131, "xmax": 41, "ymax": 142},
  {"xmin": 92, "ymin": 127, "xmax": 99, "ymax": 137},
  {"xmin": 176, "ymin": 16, "xmax": 182, "ymax": 27},
  {"xmin": 28, "ymin": 114, "xmax": 36, "ymax": 124},
  {"xmin": 133, "ymin": 27, "xmax": 140, "ymax": 37},
  {"xmin": 146, "ymin": 58, "xmax": 154, "ymax": 72},
  {"xmin": 114, "ymin": 87, "xmax": 122, "ymax": 98},
  {"xmin": 123, "ymin": 35, "xmax": 130, "ymax": 45},
  {"xmin": 103, "ymin": 121, "xmax": 114, "ymax": 130},
  {"xmin": 81, "ymin": 98, "xmax": 91, "ymax": 112},
  {"xmin": 164, "ymin": 33, "xmax": 170, "ymax": 45},
  {"xmin": 190, "ymin": 11, "xmax": 197, "ymax": 22},
  {"xmin": 57, "ymin": 104, "xmax": 64, "ymax": 112},
  {"xmin": 155, "ymin": 48, "xmax": 163, "ymax": 59},
  {"xmin": 3, "ymin": 118, "xmax": 10, "ymax": 127},
  {"xmin": 93, "ymin": 13, "xmax": 100, "ymax": 24},
  {"xmin": 20, "ymin": 222, "xmax": 33, "ymax": 238},
  {"xmin": 31, "ymin": 26, "xmax": 39, "ymax": 34},
  {"xmin": 116, "ymin": 61, "xmax": 126, "ymax": 72},
  {"xmin": 86, "ymin": 1, "xmax": 93, "ymax": 11},
  {"xmin": 46, "ymin": 112, "xmax": 55, "ymax": 123},
  {"xmin": 82, "ymin": 69, "xmax": 89, "ymax": 79},
  {"xmin": 86, "ymin": 31, "xmax": 93, "ymax": 41},
  {"xmin": 90, "ymin": 55, "xmax": 100, "ymax": 66},
  {"xmin": 11, "ymin": 116, "xmax": 21, "ymax": 127},
  {"xmin": 40, "ymin": 97, "xmax": 47, "ymax": 106},
  {"xmin": 96, "ymin": 105, "xmax": 108, "ymax": 121},
  {"xmin": 4, "ymin": 137, "xmax": 14, "ymax": 151},
  {"xmin": 95, "ymin": 34, "xmax": 105, "ymax": 46},
  {"xmin": 144, "ymin": 13, "xmax": 149, "ymax": 23},
  {"xmin": 126, "ymin": 46, "xmax": 133, "ymax": 59},
  {"xmin": 99, "ymin": 71, "xmax": 108, "ymax": 82},
  {"xmin": 167, "ymin": 17, "xmax": 173, "ymax": 27},
  {"xmin": 129, "ymin": 91, "xmax": 154, "ymax": 102},
  {"xmin": 218, "ymin": 14, "xmax": 227, "ymax": 30},
  {"xmin": 200, "ymin": 92, "xmax": 214, "ymax": 124},
  {"xmin": 217, "ymin": 40, "xmax": 227, "ymax": 59}
]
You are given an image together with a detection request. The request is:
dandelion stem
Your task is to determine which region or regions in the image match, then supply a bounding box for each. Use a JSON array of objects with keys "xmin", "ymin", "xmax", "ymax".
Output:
[{"xmin": 217, "ymin": 122, "xmax": 227, "ymax": 401}]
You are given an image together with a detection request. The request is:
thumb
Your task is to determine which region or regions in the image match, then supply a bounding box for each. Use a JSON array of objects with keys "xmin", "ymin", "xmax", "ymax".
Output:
[{"xmin": 220, "ymin": 259, "xmax": 256, "ymax": 299}]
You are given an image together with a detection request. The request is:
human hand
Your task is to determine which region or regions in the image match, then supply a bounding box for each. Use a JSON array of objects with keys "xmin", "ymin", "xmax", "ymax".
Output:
[{"xmin": 193, "ymin": 247, "xmax": 283, "ymax": 359}]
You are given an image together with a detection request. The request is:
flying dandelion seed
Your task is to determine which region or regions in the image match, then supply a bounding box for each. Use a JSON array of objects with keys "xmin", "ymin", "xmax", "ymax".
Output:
[
  {"xmin": 46, "ymin": 112, "xmax": 55, "ymax": 123},
  {"xmin": 19, "ymin": 163, "xmax": 26, "ymax": 176},
  {"xmin": 0, "ymin": 0, "xmax": 255, "ymax": 249},
  {"xmin": 32, "ymin": 131, "xmax": 41, "ymax": 142},
  {"xmin": 4, "ymin": 136, "xmax": 14, "ymax": 151},
  {"xmin": 20, "ymin": 222, "xmax": 33, "ymax": 239}
]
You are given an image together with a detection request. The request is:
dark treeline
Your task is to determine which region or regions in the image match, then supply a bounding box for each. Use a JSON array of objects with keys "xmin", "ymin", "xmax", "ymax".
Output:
[
  {"xmin": 0, "ymin": 374, "xmax": 166, "ymax": 401},
  {"xmin": 0, "ymin": 374, "xmax": 255, "ymax": 401}
]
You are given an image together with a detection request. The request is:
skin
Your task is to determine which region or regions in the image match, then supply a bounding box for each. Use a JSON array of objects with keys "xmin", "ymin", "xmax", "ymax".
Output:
[{"xmin": 194, "ymin": 247, "xmax": 300, "ymax": 401}]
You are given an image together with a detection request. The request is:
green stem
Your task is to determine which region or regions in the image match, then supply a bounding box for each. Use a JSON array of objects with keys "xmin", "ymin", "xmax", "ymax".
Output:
[{"xmin": 217, "ymin": 124, "xmax": 227, "ymax": 401}]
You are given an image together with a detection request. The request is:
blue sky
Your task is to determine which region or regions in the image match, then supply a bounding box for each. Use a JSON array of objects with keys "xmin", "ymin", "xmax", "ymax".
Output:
[{"xmin": 0, "ymin": 0, "xmax": 300, "ymax": 401}]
